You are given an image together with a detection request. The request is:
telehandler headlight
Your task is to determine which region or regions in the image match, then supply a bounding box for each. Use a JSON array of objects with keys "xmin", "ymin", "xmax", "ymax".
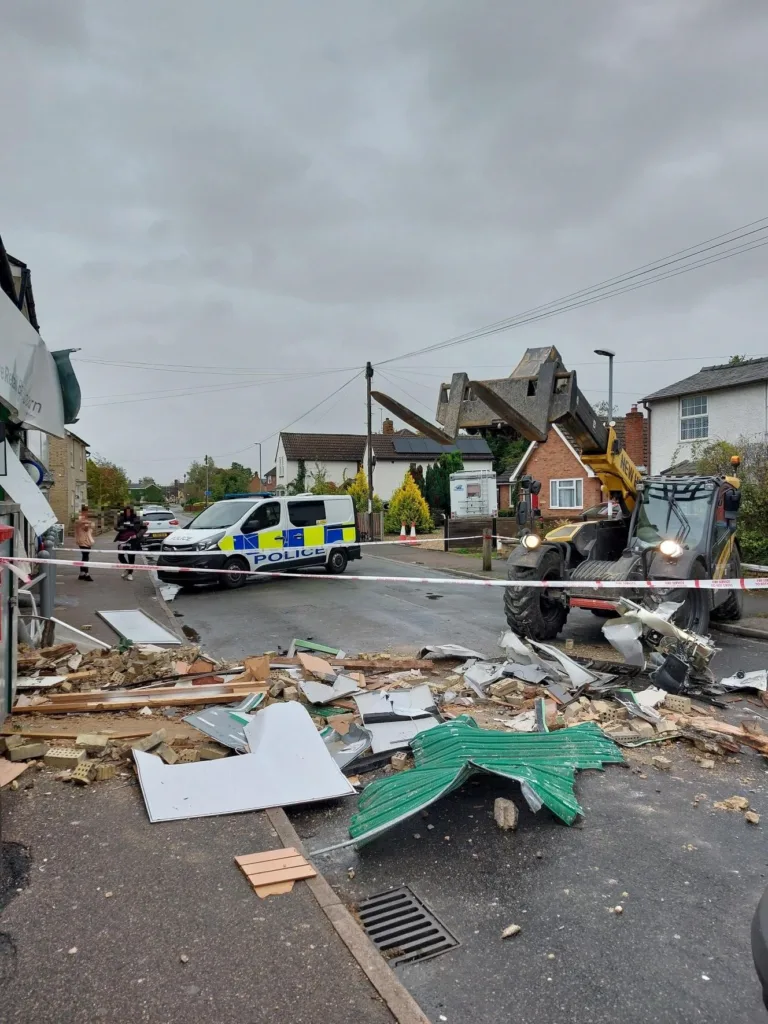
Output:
[
  {"xmin": 658, "ymin": 539, "xmax": 683, "ymax": 559},
  {"xmin": 521, "ymin": 533, "xmax": 541, "ymax": 551}
]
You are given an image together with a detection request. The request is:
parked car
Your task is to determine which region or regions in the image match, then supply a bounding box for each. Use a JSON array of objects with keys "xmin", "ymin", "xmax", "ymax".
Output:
[
  {"xmin": 140, "ymin": 508, "xmax": 180, "ymax": 549},
  {"xmin": 753, "ymin": 886, "xmax": 768, "ymax": 1010}
]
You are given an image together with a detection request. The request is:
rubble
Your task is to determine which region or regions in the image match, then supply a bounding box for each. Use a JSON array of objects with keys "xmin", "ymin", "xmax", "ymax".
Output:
[{"xmin": 7, "ymin": 623, "xmax": 768, "ymax": 844}]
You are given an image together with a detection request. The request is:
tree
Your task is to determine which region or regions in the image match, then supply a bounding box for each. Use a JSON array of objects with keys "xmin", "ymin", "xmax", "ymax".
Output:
[
  {"xmin": 287, "ymin": 459, "xmax": 307, "ymax": 495},
  {"xmin": 384, "ymin": 471, "xmax": 433, "ymax": 534},
  {"xmin": 138, "ymin": 476, "xmax": 157, "ymax": 488},
  {"xmin": 593, "ymin": 400, "xmax": 619, "ymax": 420},
  {"xmin": 424, "ymin": 451, "xmax": 464, "ymax": 515},
  {"xmin": 142, "ymin": 483, "xmax": 165, "ymax": 504},
  {"xmin": 308, "ymin": 464, "xmax": 340, "ymax": 495},
  {"xmin": 484, "ymin": 433, "xmax": 529, "ymax": 475},
  {"xmin": 694, "ymin": 436, "xmax": 768, "ymax": 564},
  {"xmin": 346, "ymin": 468, "xmax": 382, "ymax": 513},
  {"xmin": 212, "ymin": 461, "xmax": 253, "ymax": 499},
  {"xmin": 86, "ymin": 457, "xmax": 130, "ymax": 509},
  {"xmin": 409, "ymin": 463, "xmax": 426, "ymax": 496},
  {"xmin": 185, "ymin": 457, "xmax": 216, "ymax": 503},
  {"xmin": 728, "ymin": 355, "xmax": 747, "ymax": 365}
]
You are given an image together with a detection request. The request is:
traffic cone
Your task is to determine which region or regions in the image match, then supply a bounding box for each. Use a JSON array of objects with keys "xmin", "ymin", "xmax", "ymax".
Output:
[
  {"xmin": 399, "ymin": 522, "xmax": 407, "ymax": 542},
  {"xmin": 409, "ymin": 522, "xmax": 417, "ymax": 545}
]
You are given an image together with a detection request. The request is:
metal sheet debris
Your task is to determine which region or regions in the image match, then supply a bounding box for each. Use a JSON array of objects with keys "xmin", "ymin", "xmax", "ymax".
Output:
[
  {"xmin": 340, "ymin": 718, "xmax": 623, "ymax": 849},
  {"xmin": 183, "ymin": 695, "xmax": 265, "ymax": 750},
  {"xmin": 419, "ymin": 644, "xmax": 487, "ymax": 660},
  {"xmin": 160, "ymin": 584, "xmax": 181, "ymax": 602},
  {"xmin": 719, "ymin": 670, "xmax": 768, "ymax": 693},
  {"xmin": 134, "ymin": 701, "xmax": 355, "ymax": 822},
  {"xmin": 602, "ymin": 619, "xmax": 645, "ymax": 666},
  {"xmin": 528, "ymin": 640, "xmax": 597, "ymax": 687},
  {"xmin": 354, "ymin": 685, "xmax": 441, "ymax": 754},
  {"xmin": 96, "ymin": 609, "xmax": 182, "ymax": 647},
  {"xmin": 322, "ymin": 722, "xmax": 372, "ymax": 768},
  {"xmin": 462, "ymin": 662, "xmax": 506, "ymax": 691}
]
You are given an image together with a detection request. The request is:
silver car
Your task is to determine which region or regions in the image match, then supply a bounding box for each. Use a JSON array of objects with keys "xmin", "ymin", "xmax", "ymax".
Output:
[{"xmin": 140, "ymin": 508, "xmax": 181, "ymax": 549}]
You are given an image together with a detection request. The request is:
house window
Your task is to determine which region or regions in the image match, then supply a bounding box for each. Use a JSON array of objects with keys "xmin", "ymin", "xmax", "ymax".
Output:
[
  {"xmin": 70, "ymin": 443, "xmax": 75, "ymax": 469},
  {"xmin": 278, "ymin": 456, "xmax": 285, "ymax": 478},
  {"xmin": 549, "ymin": 478, "xmax": 583, "ymax": 509},
  {"xmin": 680, "ymin": 395, "xmax": 708, "ymax": 440}
]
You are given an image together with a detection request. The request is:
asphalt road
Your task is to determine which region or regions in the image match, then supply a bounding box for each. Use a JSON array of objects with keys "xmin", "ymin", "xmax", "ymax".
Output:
[
  {"xmin": 172, "ymin": 552, "xmax": 768, "ymax": 678},
  {"xmin": 170, "ymin": 552, "xmax": 768, "ymax": 1023}
]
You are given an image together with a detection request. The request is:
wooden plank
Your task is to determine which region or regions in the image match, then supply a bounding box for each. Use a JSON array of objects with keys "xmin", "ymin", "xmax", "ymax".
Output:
[
  {"xmin": 235, "ymin": 848, "xmax": 298, "ymax": 867},
  {"xmin": 13, "ymin": 690, "xmax": 266, "ymax": 715},
  {"xmin": 241, "ymin": 857, "xmax": 309, "ymax": 879},
  {"xmin": 241, "ymin": 864, "xmax": 317, "ymax": 886}
]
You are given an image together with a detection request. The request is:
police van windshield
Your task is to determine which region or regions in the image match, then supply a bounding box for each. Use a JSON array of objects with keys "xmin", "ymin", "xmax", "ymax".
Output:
[{"xmin": 186, "ymin": 501, "xmax": 256, "ymax": 530}]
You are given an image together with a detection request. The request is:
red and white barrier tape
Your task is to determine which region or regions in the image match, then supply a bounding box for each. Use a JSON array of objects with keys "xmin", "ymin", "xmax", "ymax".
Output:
[
  {"xmin": 54, "ymin": 535, "xmax": 489, "ymax": 556},
  {"xmin": 3, "ymin": 553, "xmax": 768, "ymax": 590}
]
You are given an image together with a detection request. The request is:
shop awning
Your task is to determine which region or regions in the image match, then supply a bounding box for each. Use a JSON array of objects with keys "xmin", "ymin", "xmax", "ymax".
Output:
[
  {"xmin": 2, "ymin": 442, "xmax": 57, "ymax": 535},
  {"xmin": 0, "ymin": 288, "xmax": 65, "ymax": 437}
]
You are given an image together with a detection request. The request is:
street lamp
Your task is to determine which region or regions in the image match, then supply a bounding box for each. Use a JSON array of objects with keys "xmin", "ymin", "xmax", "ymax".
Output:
[
  {"xmin": 253, "ymin": 442, "xmax": 262, "ymax": 485},
  {"xmin": 594, "ymin": 349, "xmax": 615, "ymax": 422}
]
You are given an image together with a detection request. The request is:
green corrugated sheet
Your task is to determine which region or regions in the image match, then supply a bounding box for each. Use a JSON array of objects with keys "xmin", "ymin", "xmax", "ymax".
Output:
[{"xmin": 349, "ymin": 718, "xmax": 624, "ymax": 847}]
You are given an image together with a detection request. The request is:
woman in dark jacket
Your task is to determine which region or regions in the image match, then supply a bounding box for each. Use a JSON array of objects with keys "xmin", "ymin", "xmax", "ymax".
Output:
[{"xmin": 115, "ymin": 506, "xmax": 145, "ymax": 581}]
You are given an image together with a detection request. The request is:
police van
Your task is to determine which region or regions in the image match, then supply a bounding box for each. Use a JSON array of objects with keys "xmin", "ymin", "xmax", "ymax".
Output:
[{"xmin": 157, "ymin": 493, "xmax": 361, "ymax": 589}]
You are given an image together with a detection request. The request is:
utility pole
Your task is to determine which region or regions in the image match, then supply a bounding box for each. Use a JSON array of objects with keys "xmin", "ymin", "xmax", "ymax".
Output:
[
  {"xmin": 205, "ymin": 456, "xmax": 209, "ymax": 508},
  {"xmin": 366, "ymin": 362, "xmax": 374, "ymax": 540}
]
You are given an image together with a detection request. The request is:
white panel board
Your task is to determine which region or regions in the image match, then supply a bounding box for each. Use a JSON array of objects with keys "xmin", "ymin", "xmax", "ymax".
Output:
[
  {"xmin": 2, "ymin": 443, "xmax": 57, "ymax": 534},
  {"xmin": 134, "ymin": 701, "xmax": 355, "ymax": 822}
]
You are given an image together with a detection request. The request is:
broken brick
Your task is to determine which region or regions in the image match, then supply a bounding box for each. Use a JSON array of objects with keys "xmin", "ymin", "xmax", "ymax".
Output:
[
  {"xmin": 652, "ymin": 756, "xmax": 672, "ymax": 771},
  {"xmin": 8, "ymin": 743, "xmax": 47, "ymax": 762},
  {"xmin": 130, "ymin": 730, "xmax": 167, "ymax": 753},
  {"xmin": 198, "ymin": 745, "xmax": 229, "ymax": 760},
  {"xmin": 494, "ymin": 797, "xmax": 519, "ymax": 831},
  {"xmin": 44, "ymin": 747, "xmax": 86, "ymax": 769},
  {"xmin": 93, "ymin": 763, "xmax": 116, "ymax": 782},
  {"xmin": 75, "ymin": 733, "xmax": 110, "ymax": 754},
  {"xmin": 156, "ymin": 743, "xmax": 179, "ymax": 765},
  {"xmin": 71, "ymin": 761, "xmax": 94, "ymax": 785}
]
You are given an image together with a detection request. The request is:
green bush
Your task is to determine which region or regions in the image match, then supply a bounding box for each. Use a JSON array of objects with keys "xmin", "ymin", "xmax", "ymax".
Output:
[{"xmin": 384, "ymin": 472, "xmax": 433, "ymax": 534}]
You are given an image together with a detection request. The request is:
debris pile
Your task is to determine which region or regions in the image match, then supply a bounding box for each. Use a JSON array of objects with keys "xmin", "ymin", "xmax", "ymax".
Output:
[{"xmin": 4, "ymin": 624, "xmax": 766, "ymax": 848}]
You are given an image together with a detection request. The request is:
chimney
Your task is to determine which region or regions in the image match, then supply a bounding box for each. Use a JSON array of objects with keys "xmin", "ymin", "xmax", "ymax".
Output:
[
  {"xmin": 623, "ymin": 404, "xmax": 646, "ymax": 468},
  {"xmin": 382, "ymin": 418, "xmax": 394, "ymax": 435}
]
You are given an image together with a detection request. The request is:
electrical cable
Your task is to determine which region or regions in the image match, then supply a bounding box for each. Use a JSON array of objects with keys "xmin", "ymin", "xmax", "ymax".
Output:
[{"xmin": 377, "ymin": 217, "xmax": 768, "ymax": 366}]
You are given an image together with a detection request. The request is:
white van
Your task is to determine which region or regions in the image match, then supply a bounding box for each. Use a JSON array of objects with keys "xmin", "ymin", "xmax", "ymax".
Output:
[{"xmin": 157, "ymin": 494, "xmax": 360, "ymax": 589}]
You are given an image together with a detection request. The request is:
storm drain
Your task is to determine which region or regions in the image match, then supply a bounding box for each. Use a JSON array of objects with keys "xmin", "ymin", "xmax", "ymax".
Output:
[{"xmin": 356, "ymin": 885, "xmax": 459, "ymax": 966}]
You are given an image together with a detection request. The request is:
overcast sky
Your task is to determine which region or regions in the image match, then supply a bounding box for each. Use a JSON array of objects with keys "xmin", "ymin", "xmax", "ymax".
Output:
[{"xmin": 3, "ymin": 0, "xmax": 768, "ymax": 482}]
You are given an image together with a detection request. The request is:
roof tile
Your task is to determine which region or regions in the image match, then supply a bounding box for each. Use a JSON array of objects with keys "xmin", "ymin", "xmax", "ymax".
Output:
[{"xmin": 643, "ymin": 357, "xmax": 768, "ymax": 403}]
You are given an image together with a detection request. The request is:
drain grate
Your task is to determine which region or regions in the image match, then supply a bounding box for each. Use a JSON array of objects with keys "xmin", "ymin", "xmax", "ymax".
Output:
[{"xmin": 356, "ymin": 885, "xmax": 459, "ymax": 966}]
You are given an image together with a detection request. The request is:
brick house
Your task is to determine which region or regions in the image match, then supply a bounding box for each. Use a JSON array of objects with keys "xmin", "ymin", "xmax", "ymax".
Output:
[
  {"xmin": 504, "ymin": 407, "xmax": 647, "ymax": 519},
  {"xmin": 47, "ymin": 429, "xmax": 89, "ymax": 525}
]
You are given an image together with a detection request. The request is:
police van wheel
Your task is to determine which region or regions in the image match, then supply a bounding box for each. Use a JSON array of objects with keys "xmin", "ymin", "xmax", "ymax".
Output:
[
  {"xmin": 219, "ymin": 556, "xmax": 249, "ymax": 589},
  {"xmin": 326, "ymin": 549, "xmax": 348, "ymax": 575}
]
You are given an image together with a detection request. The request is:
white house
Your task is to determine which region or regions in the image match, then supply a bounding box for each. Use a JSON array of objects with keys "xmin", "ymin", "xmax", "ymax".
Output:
[
  {"xmin": 275, "ymin": 422, "xmax": 494, "ymax": 500},
  {"xmin": 274, "ymin": 433, "xmax": 365, "ymax": 492},
  {"xmin": 642, "ymin": 357, "xmax": 768, "ymax": 474},
  {"xmin": 366, "ymin": 430, "xmax": 493, "ymax": 501}
]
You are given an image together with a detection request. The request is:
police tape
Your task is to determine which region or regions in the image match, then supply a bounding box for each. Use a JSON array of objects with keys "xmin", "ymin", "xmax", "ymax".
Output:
[
  {"xmin": 54, "ymin": 535, "xmax": 490, "ymax": 556},
  {"xmin": 4, "ymin": 553, "xmax": 768, "ymax": 590}
]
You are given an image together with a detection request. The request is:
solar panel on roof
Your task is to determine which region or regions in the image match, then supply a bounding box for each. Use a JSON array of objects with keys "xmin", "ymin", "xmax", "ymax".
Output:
[{"xmin": 391, "ymin": 436, "xmax": 491, "ymax": 456}]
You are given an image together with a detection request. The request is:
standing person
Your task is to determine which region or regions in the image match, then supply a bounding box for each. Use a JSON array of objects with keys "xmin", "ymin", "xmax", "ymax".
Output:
[
  {"xmin": 115, "ymin": 505, "xmax": 144, "ymax": 581},
  {"xmin": 74, "ymin": 505, "xmax": 94, "ymax": 582}
]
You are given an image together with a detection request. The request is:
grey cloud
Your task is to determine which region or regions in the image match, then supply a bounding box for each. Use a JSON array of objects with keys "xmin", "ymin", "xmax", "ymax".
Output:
[{"xmin": 1, "ymin": 0, "xmax": 766, "ymax": 479}]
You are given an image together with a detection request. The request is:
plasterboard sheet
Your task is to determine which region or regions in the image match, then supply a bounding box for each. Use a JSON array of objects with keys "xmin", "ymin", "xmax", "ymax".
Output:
[
  {"xmin": 354, "ymin": 685, "xmax": 435, "ymax": 719},
  {"xmin": 97, "ymin": 609, "xmax": 182, "ymax": 646},
  {"xmin": 368, "ymin": 717, "xmax": 439, "ymax": 755},
  {"xmin": 134, "ymin": 701, "xmax": 355, "ymax": 822},
  {"xmin": 300, "ymin": 675, "xmax": 361, "ymax": 705}
]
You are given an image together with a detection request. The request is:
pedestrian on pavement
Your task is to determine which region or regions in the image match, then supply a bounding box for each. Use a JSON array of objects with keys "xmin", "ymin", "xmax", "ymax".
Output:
[
  {"xmin": 115, "ymin": 505, "xmax": 145, "ymax": 581},
  {"xmin": 74, "ymin": 505, "xmax": 94, "ymax": 582}
]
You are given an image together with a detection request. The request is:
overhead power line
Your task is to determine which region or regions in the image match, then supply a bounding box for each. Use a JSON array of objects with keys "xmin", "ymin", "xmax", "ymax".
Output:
[{"xmin": 377, "ymin": 216, "xmax": 768, "ymax": 366}]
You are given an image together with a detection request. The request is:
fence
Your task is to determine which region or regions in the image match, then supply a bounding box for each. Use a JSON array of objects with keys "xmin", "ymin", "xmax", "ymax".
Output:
[
  {"xmin": 356, "ymin": 511, "xmax": 384, "ymax": 542},
  {"xmin": 444, "ymin": 515, "xmax": 519, "ymax": 550}
]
